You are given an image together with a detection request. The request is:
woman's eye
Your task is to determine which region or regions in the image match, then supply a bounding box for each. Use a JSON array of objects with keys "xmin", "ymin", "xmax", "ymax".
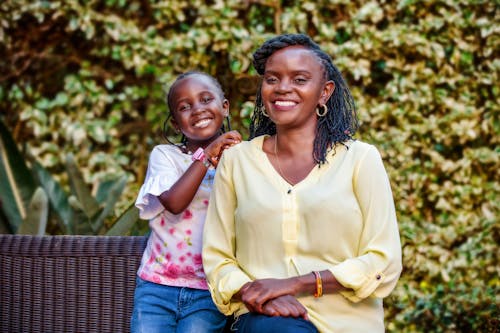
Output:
[{"xmin": 295, "ymin": 77, "xmax": 307, "ymax": 84}]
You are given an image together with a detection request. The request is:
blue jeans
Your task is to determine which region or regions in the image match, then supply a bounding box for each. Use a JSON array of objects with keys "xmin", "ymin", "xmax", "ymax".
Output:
[
  {"xmin": 130, "ymin": 276, "xmax": 227, "ymax": 333},
  {"xmin": 231, "ymin": 312, "xmax": 319, "ymax": 333}
]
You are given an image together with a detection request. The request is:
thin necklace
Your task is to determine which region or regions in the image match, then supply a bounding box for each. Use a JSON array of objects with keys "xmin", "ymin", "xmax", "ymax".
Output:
[{"xmin": 274, "ymin": 134, "xmax": 293, "ymax": 194}]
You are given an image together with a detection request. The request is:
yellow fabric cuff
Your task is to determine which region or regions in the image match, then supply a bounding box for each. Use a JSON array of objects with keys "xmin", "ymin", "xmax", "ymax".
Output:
[
  {"xmin": 330, "ymin": 263, "xmax": 385, "ymax": 303},
  {"xmin": 209, "ymin": 270, "xmax": 252, "ymax": 315}
]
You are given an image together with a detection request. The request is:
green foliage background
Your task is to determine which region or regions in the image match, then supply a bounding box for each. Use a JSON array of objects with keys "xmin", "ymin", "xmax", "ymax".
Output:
[{"xmin": 0, "ymin": 0, "xmax": 498, "ymax": 331}]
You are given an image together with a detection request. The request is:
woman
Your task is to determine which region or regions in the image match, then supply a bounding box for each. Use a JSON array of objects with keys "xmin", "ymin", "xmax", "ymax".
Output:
[{"xmin": 202, "ymin": 34, "xmax": 402, "ymax": 333}]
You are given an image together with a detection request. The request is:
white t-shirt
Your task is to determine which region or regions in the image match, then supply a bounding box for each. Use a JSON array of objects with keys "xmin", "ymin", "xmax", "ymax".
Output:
[{"xmin": 135, "ymin": 144, "xmax": 215, "ymax": 290}]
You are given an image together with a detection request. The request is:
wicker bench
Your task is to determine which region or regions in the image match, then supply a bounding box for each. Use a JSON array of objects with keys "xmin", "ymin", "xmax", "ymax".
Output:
[{"xmin": 0, "ymin": 234, "xmax": 148, "ymax": 333}]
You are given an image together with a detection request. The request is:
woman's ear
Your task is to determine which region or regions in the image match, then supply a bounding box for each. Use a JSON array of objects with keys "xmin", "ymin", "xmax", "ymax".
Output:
[{"xmin": 319, "ymin": 80, "xmax": 335, "ymax": 105}]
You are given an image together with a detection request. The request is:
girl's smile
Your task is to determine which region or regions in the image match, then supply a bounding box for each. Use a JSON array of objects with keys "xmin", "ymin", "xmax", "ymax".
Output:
[
  {"xmin": 169, "ymin": 74, "xmax": 229, "ymax": 145},
  {"xmin": 193, "ymin": 118, "xmax": 214, "ymax": 128}
]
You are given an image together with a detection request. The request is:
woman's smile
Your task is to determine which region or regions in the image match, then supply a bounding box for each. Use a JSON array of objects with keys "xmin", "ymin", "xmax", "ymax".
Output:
[
  {"xmin": 261, "ymin": 45, "xmax": 329, "ymax": 127},
  {"xmin": 273, "ymin": 100, "xmax": 298, "ymax": 111}
]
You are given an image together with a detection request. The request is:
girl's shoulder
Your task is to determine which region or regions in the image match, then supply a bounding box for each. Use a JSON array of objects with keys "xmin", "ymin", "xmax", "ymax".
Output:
[
  {"xmin": 148, "ymin": 144, "xmax": 187, "ymax": 162},
  {"xmin": 151, "ymin": 144, "xmax": 184, "ymax": 155}
]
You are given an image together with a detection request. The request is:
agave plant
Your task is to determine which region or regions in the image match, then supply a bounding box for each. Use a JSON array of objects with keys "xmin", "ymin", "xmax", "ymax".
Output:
[{"xmin": 0, "ymin": 119, "xmax": 139, "ymax": 235}]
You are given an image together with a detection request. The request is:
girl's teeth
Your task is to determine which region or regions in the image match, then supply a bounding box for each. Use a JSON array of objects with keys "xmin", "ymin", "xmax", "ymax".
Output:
[{"xmin": 194, "ymin": 119, "xmax": 211, "ymax": 128}]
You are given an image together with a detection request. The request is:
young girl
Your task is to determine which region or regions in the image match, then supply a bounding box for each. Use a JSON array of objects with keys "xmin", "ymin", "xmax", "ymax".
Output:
[{"xmin": 131, "ymin": 71, "xmax": 241, "ymax": 333}]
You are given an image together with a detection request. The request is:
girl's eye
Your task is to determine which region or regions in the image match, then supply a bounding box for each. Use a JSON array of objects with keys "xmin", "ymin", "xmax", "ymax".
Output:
[
  {"xmin": 265, "ymin": 77, "xmax": 278, "ymax": 84},
  {"xmin": 201, "ymin": 96, "xmax": 213, "ymax": 104},
  {"xmin": 178, "ymin": 104, "xmax": 190, "ymax": 112}
]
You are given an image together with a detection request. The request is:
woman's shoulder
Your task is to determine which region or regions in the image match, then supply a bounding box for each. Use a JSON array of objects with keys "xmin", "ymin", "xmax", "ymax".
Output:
[
  {"xmin": 331, "ymin": 139, "xmax": 380, "ymax": 160},
  {"xmin": 343, "ymin": 139, "xmax": 383, "ymax": 163},
  {"xmin": 223, "ymin": 135, "xmax": 267, "ymax": 158},
  {"xmin": 346, "ymin": 139, "xmax": 376, "ymax": 152}
]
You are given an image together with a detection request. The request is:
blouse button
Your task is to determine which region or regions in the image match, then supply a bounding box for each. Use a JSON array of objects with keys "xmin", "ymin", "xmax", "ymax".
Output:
[{"xmin": 376, "ymin": 274, "xmax": 381, "ymax": 280}]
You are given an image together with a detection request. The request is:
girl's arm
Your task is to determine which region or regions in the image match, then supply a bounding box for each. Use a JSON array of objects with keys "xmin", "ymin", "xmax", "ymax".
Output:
[{"xmin": 158, "ymin": 131, "xmax": 240, "ymax": 214}]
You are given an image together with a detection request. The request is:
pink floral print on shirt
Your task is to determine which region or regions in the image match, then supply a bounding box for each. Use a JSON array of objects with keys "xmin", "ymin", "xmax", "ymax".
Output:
[
  {"xmin": 177, "ymin": 241, "xmax": 186, "ymax": 250},
  {"xmin": 182, "ymin": 209, "xmax": 193, "ymax": 219},
  {"xmin": 193, "ymin": 254, "xmax": 203, "ymax": 266},
  {"xmin": 164, "ymin": 263, "xmax": 181, "ymax": 278}
]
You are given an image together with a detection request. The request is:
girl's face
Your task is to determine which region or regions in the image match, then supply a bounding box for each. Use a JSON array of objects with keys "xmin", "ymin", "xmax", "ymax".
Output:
[
  {"xmin": 170, "ymin": 74, "xmax": 229, "ymax": 144},
  {"xmin": 261, "ymin": 46, "xmax": 334, "ymax": 130}
]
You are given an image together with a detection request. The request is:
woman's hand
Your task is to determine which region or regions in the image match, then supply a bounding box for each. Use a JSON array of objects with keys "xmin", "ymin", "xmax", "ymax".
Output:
[
  {"xmin": 204, "ymin": 130, "xmax": 241, "ymax": 167},
  {"xmin": 239, "ymin": 278, "xmax": 299, "ymax": 313},
  {"xmin": 261, "ymin": 295, "xmax": 309, "ymax": 320}
]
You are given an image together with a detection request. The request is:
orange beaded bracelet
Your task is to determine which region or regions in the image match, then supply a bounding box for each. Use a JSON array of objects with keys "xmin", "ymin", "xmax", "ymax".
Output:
[{"xmin": 312, "ymin": 271, "xmax": 323, "ymax": 298}]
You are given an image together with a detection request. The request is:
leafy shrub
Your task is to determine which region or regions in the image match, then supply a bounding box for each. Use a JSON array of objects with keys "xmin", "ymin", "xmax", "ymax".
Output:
[{"xmin": 0, "ymin": 0, "xmax": 497, "ymax": 331}]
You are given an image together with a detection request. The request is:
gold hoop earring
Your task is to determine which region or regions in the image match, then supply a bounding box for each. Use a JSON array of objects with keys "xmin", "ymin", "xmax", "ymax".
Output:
[
  {"xmin": 259, "ymin": 106, "xmax": 269, "ymax": 117},
  {"xmin": 316, "ymin": 104, "xmax": 328, "ymax": 117}
]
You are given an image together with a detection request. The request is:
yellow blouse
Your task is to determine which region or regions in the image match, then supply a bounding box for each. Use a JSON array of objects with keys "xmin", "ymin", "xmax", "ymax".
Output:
[{"xmin": 202, "ymin": 135, "xmax": 402, "ymax": 333}]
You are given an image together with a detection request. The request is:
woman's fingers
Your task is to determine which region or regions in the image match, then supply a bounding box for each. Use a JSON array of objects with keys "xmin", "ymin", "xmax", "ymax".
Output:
[{"xmin": 261, "ymin": 295, "xmax": 308, "ymax": 319}]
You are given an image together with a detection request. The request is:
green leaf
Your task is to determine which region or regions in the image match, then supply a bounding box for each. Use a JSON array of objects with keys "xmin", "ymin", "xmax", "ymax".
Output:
[
  {"xmin": 65, "ymin": 153, "xmax": 101, "ymax": 219},
  {"xmin": 17, "ymin": 187, "xmax": 48, "ymax": 235},
  {"xmin": 32, "ymin": 161, "xmax": 74, "ymax": 234},
  {"xmin": 68, "ymin": 196, "xmax": 94, "ymax": 235},
  {"xmin": 0, "ymin": 119, "xmax": 37, "ymax": 232},
  {"xmin": 92, "ymin": 175, "xmax": 127, "ymax": 234},
  {"xmin": 95, "ymin": 177, "xmax": 122, "ymax": 203},
  {"xmin": 105, "ymin": 204, "xmax": 140, "ymax": 236}
]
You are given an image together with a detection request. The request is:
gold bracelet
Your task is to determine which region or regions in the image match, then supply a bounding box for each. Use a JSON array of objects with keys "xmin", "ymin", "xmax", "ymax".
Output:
[{"xmin": 312, "ymin": 271, "xmax": 323, "ymax": 298}]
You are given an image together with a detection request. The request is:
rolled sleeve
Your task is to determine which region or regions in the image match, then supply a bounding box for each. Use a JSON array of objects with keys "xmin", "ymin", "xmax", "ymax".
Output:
[{"xmin": 331, "ymin": 145, "xmax": 402, "ymax": 303}]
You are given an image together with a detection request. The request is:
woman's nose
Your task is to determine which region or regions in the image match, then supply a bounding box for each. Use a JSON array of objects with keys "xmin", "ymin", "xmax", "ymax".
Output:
[{"xmin": 276, "ymin": 79, "xmax": 292, "ymax": 93}]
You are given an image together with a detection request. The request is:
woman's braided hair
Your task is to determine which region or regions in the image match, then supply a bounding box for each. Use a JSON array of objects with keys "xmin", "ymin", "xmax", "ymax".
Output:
[
  {"xmin": 162, "ymin": 71, "xmax": 230, "ymax": 145},
  {"xmin": 250, "ymin": 34, "xmax": 359, "ymax": 164}
]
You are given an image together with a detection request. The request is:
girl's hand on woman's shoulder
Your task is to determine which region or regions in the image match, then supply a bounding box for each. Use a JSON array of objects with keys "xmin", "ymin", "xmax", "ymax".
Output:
[{"xmin": 205, "ymin": 130, "xmax": 242, "ymax": 167}]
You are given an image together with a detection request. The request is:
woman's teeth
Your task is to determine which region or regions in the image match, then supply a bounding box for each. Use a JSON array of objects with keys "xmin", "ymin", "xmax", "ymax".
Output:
[{"xmin": 275, "ymin": 101, "xmax": 296, "ymax": 106}]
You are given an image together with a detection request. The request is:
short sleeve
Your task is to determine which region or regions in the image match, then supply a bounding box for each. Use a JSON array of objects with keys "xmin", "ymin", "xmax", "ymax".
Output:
[{"xmin": 135, "ymin": 146, "xmax": 183, "ymax": 220}]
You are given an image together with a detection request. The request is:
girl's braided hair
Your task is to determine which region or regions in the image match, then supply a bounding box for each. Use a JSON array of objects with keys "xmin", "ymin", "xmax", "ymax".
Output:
[
  {"xmin": 250, "ymin": 33, "xmax": 359, "ymax": 164},
  {"xmin": 163, "ymin": 71, "xmax": 230, "ymax": 145}
]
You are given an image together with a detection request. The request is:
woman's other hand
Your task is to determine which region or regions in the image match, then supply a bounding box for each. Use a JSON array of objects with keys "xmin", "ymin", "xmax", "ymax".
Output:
[{"xmin": 261, "ymin": 295, "xmax": 309, "ymax": 320}]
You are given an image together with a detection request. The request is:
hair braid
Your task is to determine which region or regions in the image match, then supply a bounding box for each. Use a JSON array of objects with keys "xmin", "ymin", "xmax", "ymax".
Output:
[{"xmin": 250, "ymin": 34, "xmax": 359, "ymax": 164}]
